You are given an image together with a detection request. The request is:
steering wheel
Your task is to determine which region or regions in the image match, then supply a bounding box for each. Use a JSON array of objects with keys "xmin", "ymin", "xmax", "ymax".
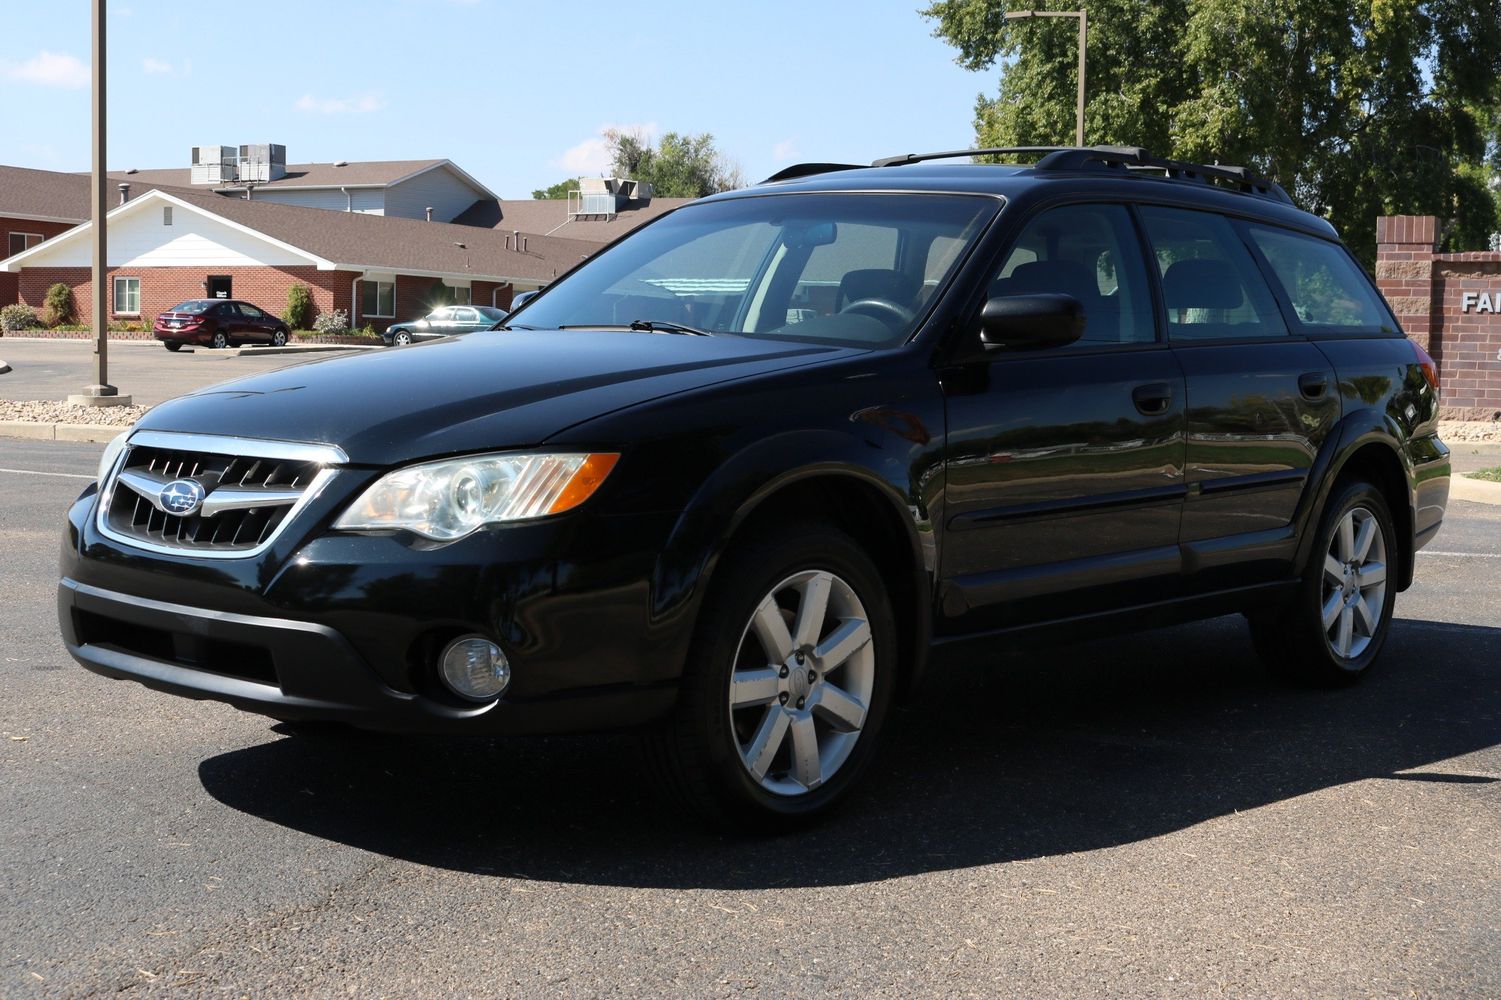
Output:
[{"xmin": 838, "ymin": 297, "xmax": 915, "ymax": 327}]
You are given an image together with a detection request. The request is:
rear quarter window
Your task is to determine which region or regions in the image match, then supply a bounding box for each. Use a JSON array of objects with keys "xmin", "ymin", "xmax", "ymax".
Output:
[{"xmin": 1246, "ymin": 225, "xmax": 1398, "ymax": 336}]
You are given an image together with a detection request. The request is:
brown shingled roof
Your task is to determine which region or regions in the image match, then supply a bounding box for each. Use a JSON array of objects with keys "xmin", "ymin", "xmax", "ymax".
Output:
[
  {"xmin": 112, "ymin": 159, "xmax": 467, "ymax": 191},
  {"xmin": 453, "ymin": 196, "xmax": 694, "ymax": 244},
  {"xmin": 0, "ymin": 164, "xmax": 90, "ymax": 222},
  {"xmin": 164, "ymin": 190, "xmax": 598, "ymax": 283}
]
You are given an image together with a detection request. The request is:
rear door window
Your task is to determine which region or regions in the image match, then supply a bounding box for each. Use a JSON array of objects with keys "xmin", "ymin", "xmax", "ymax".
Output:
[
  {"xmin": 1138, "ymin": 206, "xmax": 1288, "ymax": 342},
  {"xmin": 1246, "ymin": 225, "xmax": 1398, "ymax": 335},
  {"xmin": 989, "ymin": 203, "xmax": 1156, "ymax": 348}
]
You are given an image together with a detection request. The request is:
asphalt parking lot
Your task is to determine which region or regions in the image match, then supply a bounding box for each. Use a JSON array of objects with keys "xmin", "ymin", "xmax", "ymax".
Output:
[
  {"xmin": 0, "ymin": 339, "xmax": 359, "ymax": 408},
  {"xmin": 1, "ymin": 437, "xmax": 1498, "ymax": 998}
]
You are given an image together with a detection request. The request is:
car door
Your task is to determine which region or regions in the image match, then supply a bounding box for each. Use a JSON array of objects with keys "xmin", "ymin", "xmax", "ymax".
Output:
[
  {"xmin": 213, "ymin": 302, "xmax": 243, "ymax": 339},
  {"xmin": 939, "ymin": 202, "xmax": 1188, "ymax": 633},
  {"xmin": 417, "ymin": 308, "xmax": 453, "ymax": 341},
  {"xmin": 1135, "ymin": 205, "xmax": 1340, "ymax": 587},
  {"xmin": 237, "ymin": 303, "xmax": 272, "ymax": 342},
  {"xmin": 452, "ymin": 306, "xmax": 482, "ymax": 333}
]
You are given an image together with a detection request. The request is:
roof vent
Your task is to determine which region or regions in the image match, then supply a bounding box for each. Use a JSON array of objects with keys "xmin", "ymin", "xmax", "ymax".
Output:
[{"xmin": 333, "ymin": 160, "xmax": 349, "ymax": 167}]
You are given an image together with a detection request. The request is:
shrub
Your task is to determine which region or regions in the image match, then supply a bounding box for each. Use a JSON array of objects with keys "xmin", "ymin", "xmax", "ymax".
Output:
[
  {"xmin": 0, "ymin": 303, "xmax": 41, "ymax": 333},
  {"xmin": 312, "ymin": 308, "xmax": 350, "ymax": 334},
  {"xmin": 284, "ymin": 282, "xmax": 313, "ymax": 329},
  {"xmin": 44, "ymin": 283, "xmax": 75, "ymax": 326}
]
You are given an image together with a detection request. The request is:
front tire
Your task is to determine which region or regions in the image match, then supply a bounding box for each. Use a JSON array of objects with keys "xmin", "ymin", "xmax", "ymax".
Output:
[
  {"xmin": 1250, "ymin": 479, "xmax": 1397, "ymax": 684},
  {"xmin": 652, "ymin": 521, "xmax": 897, "ymax": 828},
  {"xmin": 270, "ymin": 328, "xmax": 288, "ymax": 347},
  {"xmin": 392, "ymin": 331, "xmax": 413, "ymax": 346}
]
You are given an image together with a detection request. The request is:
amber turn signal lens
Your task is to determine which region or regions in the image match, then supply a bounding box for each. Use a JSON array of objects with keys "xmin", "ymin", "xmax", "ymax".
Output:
[{"xmin": 547, "ymin": 453, "xmax": 620, "ymax": 515}]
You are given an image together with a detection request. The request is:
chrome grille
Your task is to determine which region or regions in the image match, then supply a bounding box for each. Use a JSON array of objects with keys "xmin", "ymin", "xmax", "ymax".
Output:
[{"xmin": 97, "ymin": 431, "xmax": 345, "ymax": 558}]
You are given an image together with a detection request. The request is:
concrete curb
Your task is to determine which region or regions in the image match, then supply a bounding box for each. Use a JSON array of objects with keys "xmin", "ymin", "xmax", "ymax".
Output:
[
  {"xmin": 1, "ymin": 338, "xmax": 376, "ymax": 356},
  {"xmin": 1, "ymin": 420, "xmax": 126, "ymax": 444},
  {"xmin": 1451, "ymin": 474, "xmax": 1501, "ymax": 506}
]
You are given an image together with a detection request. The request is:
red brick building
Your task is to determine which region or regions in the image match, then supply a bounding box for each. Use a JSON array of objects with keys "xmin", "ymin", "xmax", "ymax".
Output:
[
  {"xmin": 2, "ymin": 188, "xmax": 598, "ymax": 333},
  {"xmin": 1376, "ymin": 215, "xmax": 1501, "ymax": 420}
]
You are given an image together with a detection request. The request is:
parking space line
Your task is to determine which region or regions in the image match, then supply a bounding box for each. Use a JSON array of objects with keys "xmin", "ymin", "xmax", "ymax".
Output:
[
  {"xmin": 1420, "ymin": 550, "xmax": 1501, "ymax": 558},
  {"xmin": 0, "ymin": 467, "xmax": 94, "ymax": 480}
]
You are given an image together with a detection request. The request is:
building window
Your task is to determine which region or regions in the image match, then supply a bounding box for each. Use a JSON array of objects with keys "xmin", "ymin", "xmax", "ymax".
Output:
[
  {"xmin": 163, "ymin": 207, "xmax": 173, "ymax": 226},
  {"xmin": 361, "ymin": 280, "xmax": 395, "ymax": 318},
  {"xmin": 451, "ymin": 286, "xmax": 471, "ymax": 304},
  {"xmin": 113, "ymin": 276, "xmax": 141, "ymax": 315},
  {"xmin": 8, "ymin": 232, "xmax": 43, "ymax": 257}
]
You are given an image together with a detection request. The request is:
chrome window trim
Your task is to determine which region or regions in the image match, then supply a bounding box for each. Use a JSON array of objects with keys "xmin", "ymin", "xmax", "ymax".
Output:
[{"xmin": 95, "ymin": 431, "xmax": 344, "ymax": 560}]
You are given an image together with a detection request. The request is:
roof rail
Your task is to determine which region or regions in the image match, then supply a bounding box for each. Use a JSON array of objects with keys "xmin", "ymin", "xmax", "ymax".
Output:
[
  {"xmin": 872, "ymin": 147, "xmax": 1069, "ymax": 168},
  {"xmin": 1033, "ymin": 146, "xmax": 1292, "ymax": 203},
  {"xmin": 866, "ymin": 143, "xmax": 1293, "ymax": 205},
  {"xmin": 761, "ymin": 162, "xmax": 865, "ymax": 184}
]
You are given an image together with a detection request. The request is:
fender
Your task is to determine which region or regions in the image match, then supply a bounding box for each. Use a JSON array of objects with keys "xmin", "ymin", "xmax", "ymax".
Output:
[
  {"xmin": 648, "ymin": 427, "xmax": 934, "ymax": 689},
  {"xmin": 1290, "ymin": 405, "xmax": 1415, "ymax": 587}
]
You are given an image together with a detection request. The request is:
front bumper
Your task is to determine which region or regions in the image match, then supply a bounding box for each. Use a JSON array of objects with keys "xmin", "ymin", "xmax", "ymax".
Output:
[{"xmin": 58, "ymin": 480, "xmax": 685, "ymax": 735}]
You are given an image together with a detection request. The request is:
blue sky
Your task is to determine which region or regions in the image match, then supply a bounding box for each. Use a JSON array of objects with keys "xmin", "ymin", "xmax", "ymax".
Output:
[{"xmin": 0, "ymin": 0, "xmax": 996, "ymax": 197}]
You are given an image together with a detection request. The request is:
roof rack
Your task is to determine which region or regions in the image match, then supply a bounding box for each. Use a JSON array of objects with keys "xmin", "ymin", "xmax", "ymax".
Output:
[
  {"xmin": 867, "ymin": 144, "xmax": 1292, "ymax": 205},
  {"xmin": 871, "ymin": 147, "xmax": 1071, "ymax": 168},
  {"xmin": 1031, "ymin": 146, "xmax": 1292, "ymax": 204},
  {"xmin": 761, "ymin": 162, "xmax": 864, "ymax": 184}
]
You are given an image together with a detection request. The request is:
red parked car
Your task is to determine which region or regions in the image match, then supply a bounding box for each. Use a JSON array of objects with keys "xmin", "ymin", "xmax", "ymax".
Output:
[{"xmin": 153, "ymin": 299, "xmax": 291, "ymax": 352}]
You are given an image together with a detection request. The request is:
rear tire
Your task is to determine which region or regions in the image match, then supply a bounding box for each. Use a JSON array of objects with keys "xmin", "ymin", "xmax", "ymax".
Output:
[
  {"xmin": 650, "ymin": 521, "xmax": 897, "ymax": 829},
  {"xmin": 163, "ymin": 342, "xmax": 182, "ymax": 352},
  {"xmin": 210, "ymin": 330, "xmax": 229, "ymax": 350},
  {"xmin": 1250, "ymin": 479, "xmax": 1398, "ymax": 685}
]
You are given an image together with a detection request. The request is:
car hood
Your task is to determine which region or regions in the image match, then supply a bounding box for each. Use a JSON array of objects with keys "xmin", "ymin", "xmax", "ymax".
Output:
[{"xmin": 135, "ymin": 330, "xmax": 860, "ymax": 465}]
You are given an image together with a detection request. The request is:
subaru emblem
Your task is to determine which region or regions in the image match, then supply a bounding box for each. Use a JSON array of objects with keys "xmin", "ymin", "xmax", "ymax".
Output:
[{"xmin": 159, "ymin": 479, "xmax": 206, "ymax": 516}]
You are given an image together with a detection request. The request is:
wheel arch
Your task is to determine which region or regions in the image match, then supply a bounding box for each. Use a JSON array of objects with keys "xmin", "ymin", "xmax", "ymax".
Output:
[
  {"xmin": 1304, "ymin": 412, "xmax": 1416, "ymax": 591},
  {"xmin": 651, "ymin": 435, "xmax": 933, "ymax": 700}
]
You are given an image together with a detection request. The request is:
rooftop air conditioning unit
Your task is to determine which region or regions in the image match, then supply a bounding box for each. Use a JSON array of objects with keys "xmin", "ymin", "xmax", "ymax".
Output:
[
  {"xmin": 238, "ymin": 143, "xmax": 287, "ymax": 183},
  {"xmin": 190, "ymin": 145, "xmax": 238, "ymax": 185}
]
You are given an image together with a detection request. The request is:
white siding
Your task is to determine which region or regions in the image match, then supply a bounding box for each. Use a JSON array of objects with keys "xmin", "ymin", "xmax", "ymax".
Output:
[
  {"xmin": 17, "ymin": 202, "xmax": 313, "ymax": 268},
  {"xmin": 384, "ymin": 165, "xmax": 486, "ymax": 222},
  {"xmin": 250, "ymin": 187, "xmax": 386, "ymax": 214}
]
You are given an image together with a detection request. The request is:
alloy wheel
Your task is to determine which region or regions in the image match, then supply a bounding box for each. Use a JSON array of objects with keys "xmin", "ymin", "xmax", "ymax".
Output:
[
  {"xmin": 728, "ymin": 570, "xmax": 875, "ymax": 796},
  {"xmin": 1321, "ymin": 506, "xmax": 1388, "ymax": 660}
]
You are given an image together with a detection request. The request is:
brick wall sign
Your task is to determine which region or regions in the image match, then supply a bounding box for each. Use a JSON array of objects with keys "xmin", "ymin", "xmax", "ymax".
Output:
[{"xmin": 1375, "ymin": 215, "xmax": 1501, "ymax": 421}]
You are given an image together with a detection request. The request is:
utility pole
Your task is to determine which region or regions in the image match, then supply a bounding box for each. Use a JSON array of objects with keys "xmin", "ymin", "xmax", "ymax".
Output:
[
  {"xmin": 1004, "ymin": 8, "xmax": 1088, "ymax": 147},
  {"xmin": 71, "ymin": 0, "xmax": 131, "ymax": 407}
]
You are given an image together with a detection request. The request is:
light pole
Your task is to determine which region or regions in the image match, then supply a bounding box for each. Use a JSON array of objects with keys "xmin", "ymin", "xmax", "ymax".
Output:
[
  {"xmin": 1004, "ymin": 8, "xmax": 1088, "ymax": 148},
  {"xmin": 71, "ymin": 0, "xmax": 130, "ymax": 407}
]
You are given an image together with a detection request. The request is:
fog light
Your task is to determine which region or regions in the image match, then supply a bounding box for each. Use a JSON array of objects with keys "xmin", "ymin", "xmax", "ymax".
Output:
[{"xmin": 439, "ymin": 636, "xmax": 510, "ymax": 701}]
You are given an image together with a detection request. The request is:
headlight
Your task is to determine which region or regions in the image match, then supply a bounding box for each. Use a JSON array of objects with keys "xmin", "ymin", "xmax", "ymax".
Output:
[
  {"xmin": 334, "ymin": 452, "xmax": 619, "ymax": 541},
  {"xmin": 97, "ymin": 431, "xmax": 129, "ymax": 484}
]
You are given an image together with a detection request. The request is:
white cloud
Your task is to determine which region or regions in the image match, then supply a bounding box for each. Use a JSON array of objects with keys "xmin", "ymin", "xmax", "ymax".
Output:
[
  {"xmin": 772, "ymin": 138, "xmax": 797, "ymax": 163},
  {"xmin": 557, "ymin": 122, "xmax": 658, "ymax": 175},
  {"xmin": 4, "ymin": 50, "xmax": 89, "ymax": 89},
  {"xmin": 295, "ymin": 93, "xmax": 386, "ymax": 114},
  {"xmin": 142, "ymin": 57, "xmax": 173, "ymax": 75}
]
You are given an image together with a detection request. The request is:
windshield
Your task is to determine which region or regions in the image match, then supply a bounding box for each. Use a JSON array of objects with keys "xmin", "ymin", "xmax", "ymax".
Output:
[
  {"xmin": 512, "ymin": 193, "xmax": 997, "ymax": 347},
  {"xmin": 167, "ymin": 300, "xmax": 215, "ymax": 314}
]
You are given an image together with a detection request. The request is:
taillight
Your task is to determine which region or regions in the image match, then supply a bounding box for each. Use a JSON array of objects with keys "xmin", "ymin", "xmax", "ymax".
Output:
[{"xmin": 1413, "ymin": 342, "xmax": 1439, "ymax": 392}]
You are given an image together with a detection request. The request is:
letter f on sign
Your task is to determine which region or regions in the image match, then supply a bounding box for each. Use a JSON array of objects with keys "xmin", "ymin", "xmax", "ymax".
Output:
[{"xmin": 1461, "ymin": 292, "xmax": 1478, "ymax": 312}]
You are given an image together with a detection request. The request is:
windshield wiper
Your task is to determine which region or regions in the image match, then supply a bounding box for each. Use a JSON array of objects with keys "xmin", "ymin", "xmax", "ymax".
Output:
[{"xmin": 556, "ymin": 321, "xmax": 717, "ymax": 337}]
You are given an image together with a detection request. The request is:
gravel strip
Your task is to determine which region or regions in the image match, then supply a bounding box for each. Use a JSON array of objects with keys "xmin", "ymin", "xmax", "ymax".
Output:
[
  {"xmin": 1439, "ymin": 420, "xmax": 1501, "ymax": 443},
  {"xmin": 0, "ymin": 399, "xmax": 152, "ymax": 427}
]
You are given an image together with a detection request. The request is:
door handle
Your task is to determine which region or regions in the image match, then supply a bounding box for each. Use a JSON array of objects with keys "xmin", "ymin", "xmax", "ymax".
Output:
[
  {"xmin": 1298, "ymin": 372, "xmax": 1329, "ymax": 399},
  {"xmin": 1132, "ymin": 382, "xmax": 1173, "ymax": 416}
]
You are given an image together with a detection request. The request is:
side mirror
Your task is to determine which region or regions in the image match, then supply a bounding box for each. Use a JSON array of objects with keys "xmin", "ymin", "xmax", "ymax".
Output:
[{"xmin": 980, "ymin": 293, "xmax": 1086, "ymax": 351}]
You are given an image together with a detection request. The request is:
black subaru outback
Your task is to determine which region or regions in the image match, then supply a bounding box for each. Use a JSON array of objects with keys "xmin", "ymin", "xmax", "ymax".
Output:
[{"xmin": 59, "ymin": 146, "xmax": 1450, "ymax": 825}]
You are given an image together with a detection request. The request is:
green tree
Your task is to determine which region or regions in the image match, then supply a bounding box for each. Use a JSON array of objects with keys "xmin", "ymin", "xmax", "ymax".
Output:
[
  {"xmin": 604, "ymin": 128, "xmax": 745, "ymax": 198},
  {"xmin": 531, "ymin": 178, "xmax": 578, "ymax": 199},
  {"xmin": 44, "ymin": 282, "xmax": 74, "ymax": 327},
  {"xmin": 923, "ymin": 0, "xmax": 1501, "ymax": 262}
]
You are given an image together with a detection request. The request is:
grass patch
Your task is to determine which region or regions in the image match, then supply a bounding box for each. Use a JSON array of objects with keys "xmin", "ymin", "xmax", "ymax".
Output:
[{"xmin": 1469, "ymin": 466, "xmax": 1501, "ymax": 483}]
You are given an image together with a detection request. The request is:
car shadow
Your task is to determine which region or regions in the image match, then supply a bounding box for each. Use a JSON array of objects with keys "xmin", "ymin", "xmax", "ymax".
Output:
[{"xmin": 197, "ymin": 615, "xmax": 1501, "ymax": 889}]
